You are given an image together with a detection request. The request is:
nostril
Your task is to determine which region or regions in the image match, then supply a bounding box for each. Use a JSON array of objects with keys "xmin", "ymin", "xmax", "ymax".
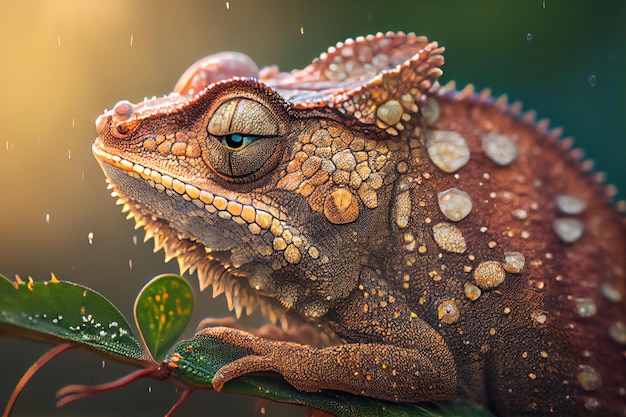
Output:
[{"xmin": 117, "ymin": 123, "xmax": 130, "ymax": 135}]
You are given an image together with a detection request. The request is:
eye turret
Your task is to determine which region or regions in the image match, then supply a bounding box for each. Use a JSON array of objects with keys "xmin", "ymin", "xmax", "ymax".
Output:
[{"xmin": 204, "ymin": 97, "xmax": 283, "ymax": 181}]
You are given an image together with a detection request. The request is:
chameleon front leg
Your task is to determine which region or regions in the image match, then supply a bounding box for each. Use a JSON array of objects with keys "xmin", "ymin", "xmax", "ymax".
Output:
[
  {"xmin": 197, "ymin": 315, "xmax": 335, "ymax": 345},
  {"xmin": 202, "ymin": 326, "xmax": 456, "ymax": 403}
]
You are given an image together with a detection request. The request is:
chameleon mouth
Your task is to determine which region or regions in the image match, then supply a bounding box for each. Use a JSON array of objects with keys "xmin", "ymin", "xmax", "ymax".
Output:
[
  {"xmin": 92, "ymin": 142, "xmax": 291, "ymax": 325},
  {"xmin": 91, "ymin": 144, "xmax": 285, "ymax": 236}
]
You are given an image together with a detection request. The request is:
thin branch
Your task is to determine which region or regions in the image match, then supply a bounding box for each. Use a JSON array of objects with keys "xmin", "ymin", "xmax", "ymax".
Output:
[{"xmin": 3, "ymin": 343, "xmax": 74, "ymax": 417}]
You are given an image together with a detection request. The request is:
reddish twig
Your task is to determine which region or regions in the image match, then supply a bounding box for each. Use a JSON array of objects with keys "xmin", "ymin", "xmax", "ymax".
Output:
[
  {"xmin": 3, "ymin": 343, "xmax": 74, "ymax": 417},
  {"xmin": 55, "ymin": 367, "xmax": 156, "ymax": 407}
]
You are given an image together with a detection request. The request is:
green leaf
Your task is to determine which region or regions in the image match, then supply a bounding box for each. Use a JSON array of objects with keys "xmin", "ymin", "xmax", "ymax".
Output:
[
  {"xmin": 0, "ymin": 274, "xmax": 149, "ymax": 365},
  {"xmin": 165, "ymin": 332, "xmax": 495, "ymax": 417},
  {"xmin": 134, "ymin": 274, "xmax": 193, "ymax": 362}
]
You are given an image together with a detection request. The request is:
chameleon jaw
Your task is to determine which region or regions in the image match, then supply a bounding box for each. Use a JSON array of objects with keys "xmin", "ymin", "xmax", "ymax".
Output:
[
  {"xmin": 92, "ymin": 142, "xmax": 294, "ymax": 250},
  {"xmin": 92, "ymin": 143, "xmax": 293, "ymax": 325}
]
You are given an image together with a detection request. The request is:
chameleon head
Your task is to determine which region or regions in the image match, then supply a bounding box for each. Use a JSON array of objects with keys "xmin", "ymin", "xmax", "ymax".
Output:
[
  {"xmin": 93, "ymin": 76, "xmax": 379, "ymax": 323},
  {"xmin": 93, "ymin": 33, "xmax": 444, "ymax": 323}
]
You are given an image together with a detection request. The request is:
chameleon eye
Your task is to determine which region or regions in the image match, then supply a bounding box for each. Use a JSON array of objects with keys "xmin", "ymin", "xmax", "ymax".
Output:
[
  {"xmin": 203, "ymin": 98, "xmax": 284, "ymax": 182},
  {"xmin": 219, "ymin": 133, "xmax": 257, "ymax": 151}
]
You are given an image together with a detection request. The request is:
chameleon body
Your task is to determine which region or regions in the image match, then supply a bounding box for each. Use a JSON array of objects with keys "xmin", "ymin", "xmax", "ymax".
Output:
[{"xmin": 93, "ymin": 33, "xmax": 626, "ymax": 416}]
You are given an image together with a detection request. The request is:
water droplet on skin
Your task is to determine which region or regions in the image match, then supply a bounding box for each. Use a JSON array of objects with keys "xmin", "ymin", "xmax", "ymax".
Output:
[
  {"xmin": 511, "ymin": 208, "xmax": 528, "ymax": 221},
  {"xmin": 609, "ymin": 321, "xmax": 626, "ymax": 344},
  {"xmin": 503, "ymin": 251, "xmax": 525, "ymax": 274},
  {"xmin": 575, "ymin": 297, "xmax": 597, "ymax": 318},
  {"xmin": 474, "ymin": 261, "xmax": 506, "ymax": 290},
  {"xmin": 464, "ymin": 282, "xmax": 481, "ymax": 301},
  {"xmin": 425, "ymin": 130, "xmax": 470, "ymax": 173},
  {"xmin": 432, "ymin": 222, "xmax": 467, "ymax": 253},
  {"xmin": 588, "ymin": 74, "xmax": 597, "ymax": 87},
  {"xmin": 577, "ymin": 365, "xmax": 601, "ymax": 391},
  {"xmin": 438, "ymin": 300, "xmax": 460, "ymax": 324},
  {"xmin": 532, "ymin": 311, "xmax": 547, "ymax": 324},
  {"xmin": 584, "ymin": 397, "xmax": 601, "ymax": 411},
  {"xmin": 482, "ymin": 132, "xmax": 518, "ymax": 166},
  {"xmin": 438, "ymin": 188, "xmax": 472, "ymax": 221},
  {"xmin": 555, "ymin": 194, "xmax": 586, "ymax": 215},
  {"xmin": 601, "ymin": 283, "xmax": 622, "ymax": 303},
  {"xmin": 553, "ymin": 218, "xmax": 584, "ymax": 243}
]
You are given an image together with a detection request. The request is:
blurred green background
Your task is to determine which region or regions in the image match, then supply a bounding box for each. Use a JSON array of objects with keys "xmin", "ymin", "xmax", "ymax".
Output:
[{"xmin": 0, "ymin": 0, "xmax": 624, "ymax": 416}]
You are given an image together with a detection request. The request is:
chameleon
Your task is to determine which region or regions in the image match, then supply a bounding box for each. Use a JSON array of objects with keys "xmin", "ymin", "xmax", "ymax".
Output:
[{"xmin": 92, "ymin": 32, "xmax": 626, "ymax": 416}]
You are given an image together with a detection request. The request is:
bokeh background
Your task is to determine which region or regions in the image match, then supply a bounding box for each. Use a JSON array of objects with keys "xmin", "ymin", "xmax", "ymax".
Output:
[{"xmin": 1, "ymin": 1, "xmax": 624, "ymax": 416}]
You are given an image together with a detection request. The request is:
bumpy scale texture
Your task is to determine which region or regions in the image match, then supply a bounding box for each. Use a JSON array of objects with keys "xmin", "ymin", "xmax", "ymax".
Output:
[{"xmin": 93, "ymin": 32, "xmax": 626, "ymax": 416}]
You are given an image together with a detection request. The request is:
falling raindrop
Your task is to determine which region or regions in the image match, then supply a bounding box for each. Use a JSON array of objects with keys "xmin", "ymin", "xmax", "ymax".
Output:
[
  {"xmin": 526, "ymin": 33, "xmax": 532, "ymax": 41},
  {"xmin": 45, "ymin": 213, "xmax": 50, "ymax": 224},
  {"xmin": 88, "ymin": 232, "xmax": 94, "ymax": 244},
  {"xmin": 608, "ymin": 49, "xmax": 616, "ymax": 61},
  {"xmin": 129, "ymin": 259, "xmax": 133, "ymax": 270},
  {"xmin": 588, "ymin": 74, "xmax": 597, "ymax": 87},
  {"xmin": 130, "ymin": 34, "xmax": 134, "ymax": 46},
  {"xmin": 225, "ymin": 1, "xmax": 229, "ymax": 9}
]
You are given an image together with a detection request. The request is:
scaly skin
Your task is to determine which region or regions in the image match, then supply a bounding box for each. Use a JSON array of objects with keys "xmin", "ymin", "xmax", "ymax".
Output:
[{"xmin": 92, "ymin": 32, "xmax": 626, "ymax": 416}]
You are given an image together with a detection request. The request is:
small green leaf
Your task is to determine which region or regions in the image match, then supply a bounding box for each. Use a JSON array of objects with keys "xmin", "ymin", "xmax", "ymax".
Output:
[
  {"xmin": 134, "ymin": 274, "xmax": 193, "ymax": 362},
  {"xmin": 0, "ymin": 274, "xmax": 149, "ymax": 365}
]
